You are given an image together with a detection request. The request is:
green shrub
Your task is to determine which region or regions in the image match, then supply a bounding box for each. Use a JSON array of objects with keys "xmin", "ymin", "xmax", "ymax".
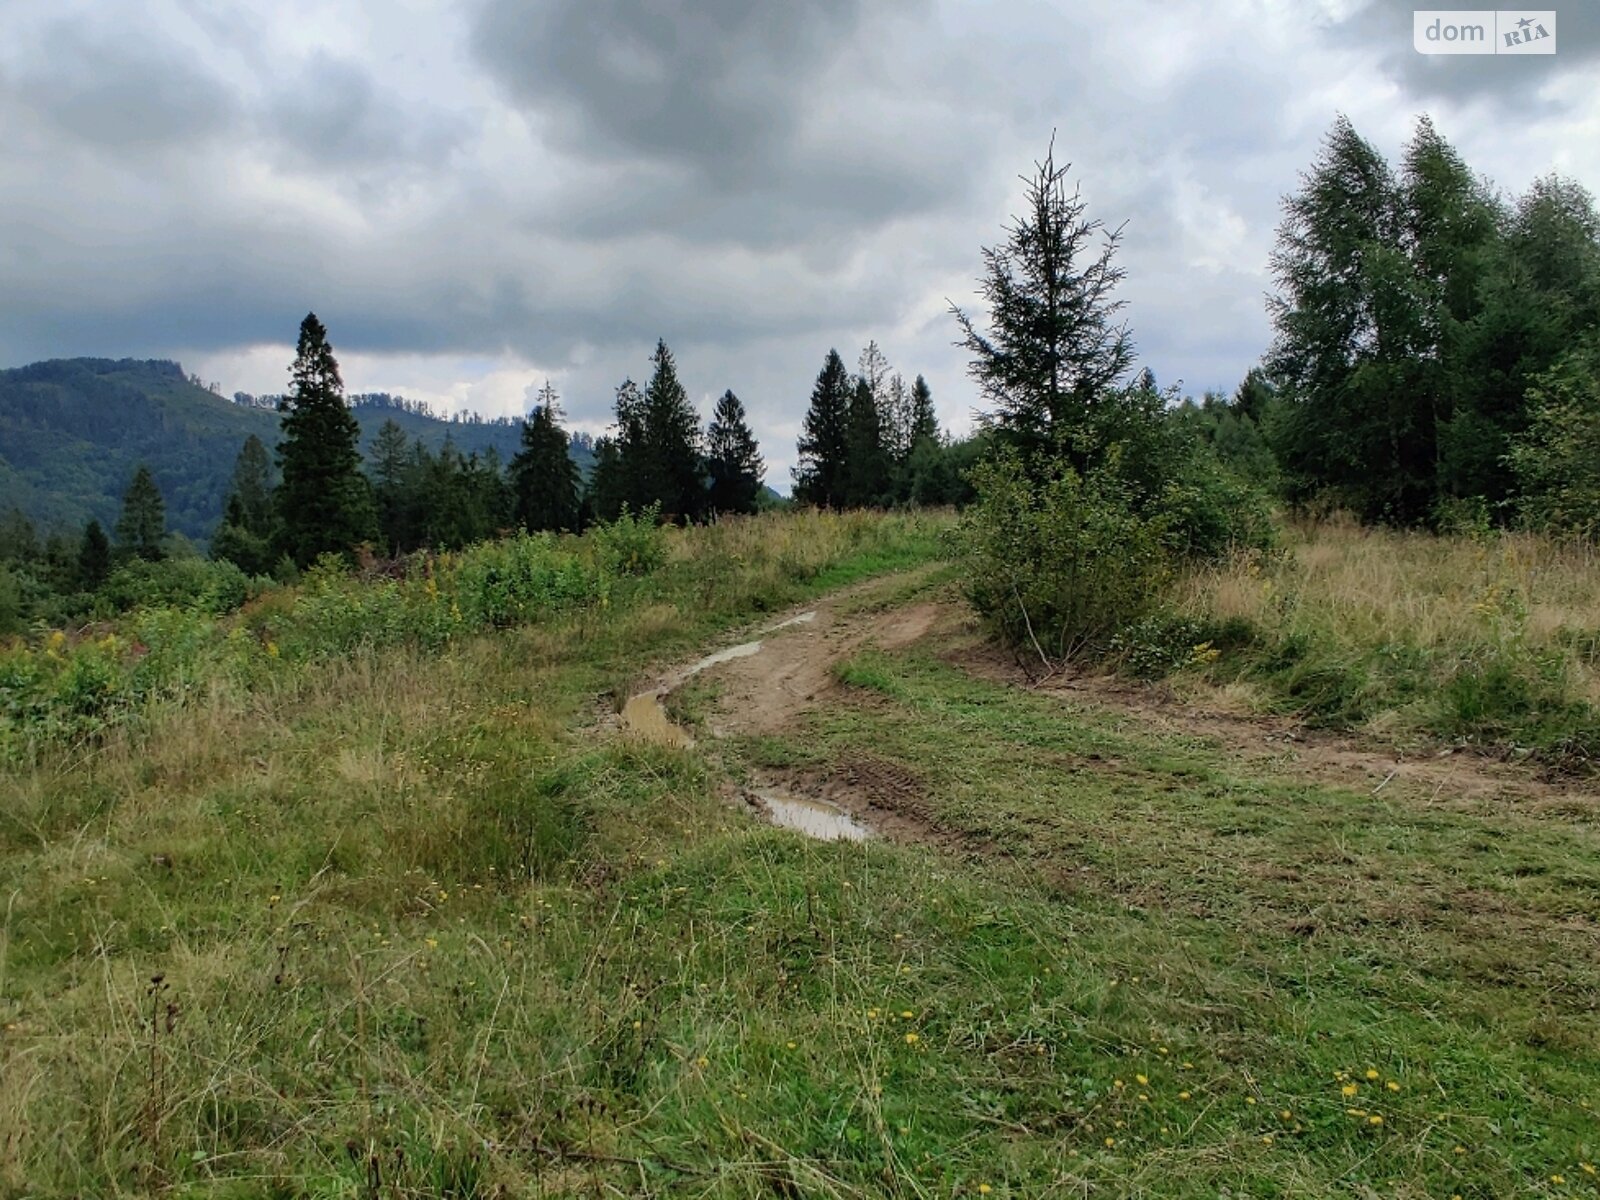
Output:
[
  {"xmin": 101, "ymin": 556, "xmax": 258, "ymax": 615},
  {"xmin": 1509, "ymin": 339, "xmax": 1600, "ymax": 535},
  {"xmin": 955, "ymin": 448, "xmax": 1172, "ymax": 661},
  {"xmin": 591, "ymin": 504, "xmax": 666, "ymax": 577},
  {"xmin": 451, "ymin": 533, "xmax": 603, "ymax": 628}
]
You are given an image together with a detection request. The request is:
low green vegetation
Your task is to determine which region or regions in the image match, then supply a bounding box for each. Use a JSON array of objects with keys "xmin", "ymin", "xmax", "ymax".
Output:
[
  {"xmin": 737, "ymin": 635, "xmax": 1600, "ymax": 1198},
  {"xmin": 8, "ymin": 510, "xmax": 1596, "ymax": 1196}
]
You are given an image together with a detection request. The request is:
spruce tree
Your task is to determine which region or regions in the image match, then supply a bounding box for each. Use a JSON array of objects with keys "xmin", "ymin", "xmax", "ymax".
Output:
[
  {"xmin": 706, "ymin": 389, "xmax": 764, "ymax": 515},
  {"xmin": 212, "ymin": 435, "xmax": 278, "ymax": 574},
  {"xmin": 370, "ymin": 418, "xmax": 412, "ymax": 552},
  {"xmin": 78, "ymin": 519, "xmax": 111, "ymax": 590},
  {"xmin": 952, "ymin": 138, "xmax": 1134, "ymax": 464},
  {"xmin": 640, "ymin": 340, "xmax": 704, "ymax": 522},
  {"xmin": 907, "ymin": 375, "xmax": 939, "ymax": 449},
  {"xmin": 793, "ymin": 349, "xmax": 852, "ymax": 509},
  {"xmin": 587, "ymin": 436, "xmax": 627, "ymax": 522},
  {"xmin": 844, "ymin": 378, "xmax": 891, "ymax": 508},
  {"xmin": 511, "ymin": 383, "xmax": 581, "ymax": 532},
  {"xmin": 229, "ymin": 435, "xmax": 276, "ymax": 536},
  {"xmin": 609, "ymin": 378, "xmax": 650, "ymax": 514},
  {"xmin": 115, "ymin": 464, "xmax": 166, "ymax": 561},
  {"xmin": 881, "ymin": 372, "xmax": 912, "ymax": 466},
  {"xmin": 275, "ymin": 313, "xmax": 376, "ymax": 565}
]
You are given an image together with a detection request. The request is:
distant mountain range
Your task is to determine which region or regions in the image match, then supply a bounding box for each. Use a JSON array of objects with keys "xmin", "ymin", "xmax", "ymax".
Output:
[{"xmin": 0, "ymin": 358, "xmax": 595, "ymax": 542}]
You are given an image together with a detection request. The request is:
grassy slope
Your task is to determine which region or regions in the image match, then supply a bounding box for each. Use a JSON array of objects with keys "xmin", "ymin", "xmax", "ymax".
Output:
[
  {"xmin": 3, "ymin": 513, "xmax": 1598, "ymax": 1197},
  {"xmin": 1164, "ymin": 517, "xmax": 1600, "ymax": 761}
]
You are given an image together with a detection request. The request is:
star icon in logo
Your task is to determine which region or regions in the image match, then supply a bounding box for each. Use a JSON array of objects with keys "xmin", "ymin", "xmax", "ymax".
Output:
[{"xmin": 1517, "ymin": 16, "xmax": 1533, "ymax": 29}]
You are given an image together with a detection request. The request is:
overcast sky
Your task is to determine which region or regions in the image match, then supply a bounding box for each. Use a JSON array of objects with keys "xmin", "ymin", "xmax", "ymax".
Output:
[{"xmin": 3, "ymin": 1, "xmax": 1596, "ymax": 485}]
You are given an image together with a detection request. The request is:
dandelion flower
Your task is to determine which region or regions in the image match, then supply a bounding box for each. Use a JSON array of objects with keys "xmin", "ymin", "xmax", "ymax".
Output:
[
  {"xmin": 1113, "ymin": 1079, "xmax": 1124, "ymax": 1090},
  {"xmin": 1551, "ymin": 1175, "xmax": 1566, "ymax": 1185},
  {"xmin": 1367, "ymin": 1115, "xmax": 1383, "ymax": 1127},
  {"xmin": 786, "ymin": 1041, "xmax": 797, "ymax": 1050},
  {"xmin": 978, "ymin": 1187, "xmax": 992, "ymax": 1196},
  {"xmin": 1178, "ymin": 1091, "xmax": 1191, "ymax": 1101},
  {"xmin": 424, "ymin": 937, "xmax": 438, "ymax": 949},
  {"xmin": 1261, "ymin": 1135, "xmax": 1274, "ymax": 1146},
  {"xmin": 1138, "ymin": 1094, "xmax": 1149, "ymax": 1102},
  {"xmin": 1385, "ymin": 1081, "xmax": 1400, "ymax": 1092},
  {"xmin": 1181, "ymin": 1062, "xmax": 1194, "ymax": 1070},
  {"xmin": 1245, "ymin": 1097, "xmax": 1257, "ymax": 1106},
  {"xmin": 905, "ymin": 1033, "xmax": 919, "ymax": 1045},
  {"xmin": 1364, "ymin": 1069, "xmax": 1379, "ymax": 1080},
  {"xmin": 1104, "ymin": 1137, "xmax": 1115, "ymax": 1148},
  {"xmin": 1136, "ymin": 1074, "xmax": 1149, "ymax": 1086},
  {"xmin": 1341, "ymin": 1084, "xmax": 1359, "ymax": 1097},
  {"xmin": 1581, "ymin": 1163, "xmax": 1596, "ymax": 1176},
  {"xmin": 900, "ymin": 1010, "xmax": 914, "ymax": 1019}
]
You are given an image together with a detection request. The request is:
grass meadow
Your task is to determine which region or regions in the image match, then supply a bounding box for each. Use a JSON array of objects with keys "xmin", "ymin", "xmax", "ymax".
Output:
[{"xmin": 2, "ymin": 509, "xmax": 1598, "ymax": 1197}]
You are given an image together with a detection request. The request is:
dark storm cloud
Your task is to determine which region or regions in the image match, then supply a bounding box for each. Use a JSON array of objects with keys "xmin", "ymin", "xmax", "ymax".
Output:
[
  {"xmin": 4, "ymin": 19, "xmax": 239, "ymax": 150},
  {"xmin": 1332, "ymin": 1, "xmax": 1600, "ymax": 109},
  {"xmin": 470, "ymin": 0, "xmax": 979, "ymax": 246},
  {"xmin": 474, "ymin": 0, "xmax": 887, "ymax": 178}
]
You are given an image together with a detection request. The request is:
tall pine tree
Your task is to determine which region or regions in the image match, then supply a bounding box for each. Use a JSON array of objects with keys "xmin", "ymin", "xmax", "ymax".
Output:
[
  {"xmin": 705, "ymin": 389, "xmax": 764, "ymax": 515},
  {"xmin": 907, "ymin": 375, "xmax": 939, "ymax": 449},
  {"xmin": 212, "ymin": 435, "xmax": 278, "ymax": 574},
  {"xmin": 793, "ymin": 349, "xmax": 852, "ymax": 509},
  {"xmin": 276, "ymin": 313, "xmax": 376, "ymax": 565},
  {"xmin": 78, "ymin": 519, "xmax": 111, "ymax": 590},
  {"xmin": 640, "ymin": 340, "xmax": 704, "ymax": 522},
  {"xmin": 115, "ymin": 464, "xmax": 166, "ymax": 561},
  {"xmin": 844, "ymin": 378, "xmax": 890, "ymax": 508},
  {"xmin": 370, "ymin": 418, "xmax": 413, "ymax": 552},
  {"xmin": 953, "ymin": 138, "xmax": 1134, "ymax": 465},
  {"xmin": 511, "ymin": 383, "xmax": 581, "ymax": 532}
]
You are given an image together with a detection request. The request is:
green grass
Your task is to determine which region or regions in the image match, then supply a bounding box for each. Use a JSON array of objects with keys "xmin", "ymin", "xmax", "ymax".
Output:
[{"xmin": 3, "ymin": 513, "xmax": 1598, "ymax": 1196}]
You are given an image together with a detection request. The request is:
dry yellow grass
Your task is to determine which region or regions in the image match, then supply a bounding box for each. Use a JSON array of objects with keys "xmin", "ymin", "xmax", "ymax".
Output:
[{"xmin": 1168, "ymin": 516, "xmax": 1600, "ymax": 724}]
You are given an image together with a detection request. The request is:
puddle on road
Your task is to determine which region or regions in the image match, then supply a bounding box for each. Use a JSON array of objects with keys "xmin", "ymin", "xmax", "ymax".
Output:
[
  {"xmin": 620, "ymin": 689, "xmax": 693, "ymax": 748},
  {"xmin": 618, "ymin": 613, "xmax": 872, "ymax": 842},
  {"xmin": 685, "ymin": 640, "xmax": 763, "ymax": 677},
  {"xmin": 751, "ymin": 788, "xmax": 871, "ymax": 841},
  {"xmin": 764, "ymin": 610, "xmax": 817, "ymax": 632}
]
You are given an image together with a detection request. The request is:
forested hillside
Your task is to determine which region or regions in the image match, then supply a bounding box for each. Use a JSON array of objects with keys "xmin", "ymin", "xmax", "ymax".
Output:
[{"xmin": 0, "ymin": 358, "xmax": 593, "ymax": 540}]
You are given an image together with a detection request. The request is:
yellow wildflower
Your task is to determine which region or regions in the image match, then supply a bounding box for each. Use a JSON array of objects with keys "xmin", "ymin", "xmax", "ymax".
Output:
[
  {"xmin": 1341, "ymin": 1084, "xmax": 1358, "ymax": 1097},
  {"xmin": 904, "ymin": 1033, "xmax": 919, "ymax": 1045},
  {"xmin": 1136, "ymin": 1074, "xmax": 1149, "ymax": 1086}
]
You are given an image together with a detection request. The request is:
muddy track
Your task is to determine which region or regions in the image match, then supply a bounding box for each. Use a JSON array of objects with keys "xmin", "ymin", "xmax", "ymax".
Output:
[{"xmin": 617, "ymin": 568, "xmax": 1596, "ymax": 841}]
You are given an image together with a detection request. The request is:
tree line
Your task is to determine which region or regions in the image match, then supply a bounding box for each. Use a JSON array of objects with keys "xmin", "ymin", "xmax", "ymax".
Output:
[{"xmin": 1265, "ymin": 115, "xmax": 1600, "ymax": 528}]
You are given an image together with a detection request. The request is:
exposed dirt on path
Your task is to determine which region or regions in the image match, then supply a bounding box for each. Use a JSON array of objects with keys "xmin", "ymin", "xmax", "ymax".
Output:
[{"xmin": 618, "ymin": 569, "xmax": 1596, "ymax": 841}]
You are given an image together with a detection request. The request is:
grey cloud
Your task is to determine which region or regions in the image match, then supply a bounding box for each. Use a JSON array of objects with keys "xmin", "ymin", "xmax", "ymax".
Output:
[
  {"xmin": 474, "ymin": 0, "xmax": 873, "ymax": 179},
  {"xmin": 6, "ymin": 20, "xmax": 239, "ymax": 150},
  {"xmin": 264, "ymin": 51, "xmax": 467, "ymax": 172},
  {"xmin": 1333, "ymin": 1, "xmax": 1599, "ymax": 109}
]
